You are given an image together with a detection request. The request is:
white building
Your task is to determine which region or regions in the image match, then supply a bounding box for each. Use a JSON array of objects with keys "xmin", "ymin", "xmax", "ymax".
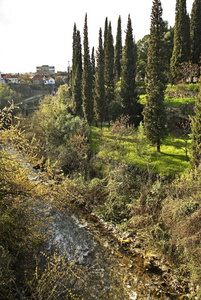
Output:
[{"xmin": 44, "ymin": 77, "xmax": 55, "ymax": 85}]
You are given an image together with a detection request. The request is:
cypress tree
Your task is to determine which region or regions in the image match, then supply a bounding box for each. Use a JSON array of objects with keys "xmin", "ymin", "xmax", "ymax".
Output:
[
  {"xmin": 190, "ymin": 0, "xmax": 201, "ymax": 65},
  {"xmin": 94, "ymin": 28, "xmax": 105, "ymax": 128},
  {"xmin": 143, "ymin": 0, "xmax": 167, "ymax": 153},
  {"xmin": 121, "ymin": 14, "xmax": 139, "ymax": 125},
  {"xmin": 82, "ymin": 13, "xmax": 93, "ymax": 125},
  {"xmin": 91, "ymin": 46, "xmax": 96, "ymax": 94},
  {"xmin": 170, "ymin": 0, "xmax": 190, "ymax": 82},
  {"xmin": 104, "ymin": 17, "xmax": 108, "ymax": 50},
  {"xmin": 72, "ymin": 23, "xmax": 78, "ymax": 83},
  {"xmin": 114, "ymin": 16, "xmax": 122, "ymax": 81},
  {"xmin": 191, "ymin": 83, "xmax": 201, "ymax": 167},
  {"xmin": 72, "ymin": 26, "xmax": 83, "ymax": 117},
  {"xmin": 104, "ymin": 21, "xmax": 115, "ymax": 121},
  {"xmin": 91, "ymin": 47, "xmax": 95, "ymax": 80}
]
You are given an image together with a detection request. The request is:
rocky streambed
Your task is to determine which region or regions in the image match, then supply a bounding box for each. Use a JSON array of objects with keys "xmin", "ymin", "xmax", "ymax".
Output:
[{"xmin": 41, "ymin": 202, "xmax": 192, "ymax": 300}]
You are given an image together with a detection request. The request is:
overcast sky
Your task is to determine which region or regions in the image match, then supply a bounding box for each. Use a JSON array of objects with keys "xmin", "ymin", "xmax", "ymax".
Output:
[{"xmin": 0, "ymin": 0, "xmax": 194, "ymax": 74}]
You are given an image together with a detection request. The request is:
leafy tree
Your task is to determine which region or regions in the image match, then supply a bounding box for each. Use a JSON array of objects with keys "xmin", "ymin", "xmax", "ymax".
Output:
[
  {"xmin": 114, "ymin": 16, "xmax": 122, "ymax": 81},
  {"xmin": 170, "ymin": 0, "xmax": 190, "ymax": 82},
  {"xmin": 121, "ymin": 15, "xmax": 139, "ymax": 125},
  {"xmin": 71, "ymin": 24, "xmax": 83, "ymax": 117},
  {"xmin": 82, "ymin": 14, "xmax": 94, "ymax": 125},
  {"xmin": 190, "ymin": 0, "xmax": 201, "ymax": 65},
  {"xmin": 94, "ymin": 28, "xmax": 106, "ymax": 127},
  {"xmin": 191, "ymin": 83, "xmax": 201, "ymax": 167},
  {"xmin": 104, "ymin": 21, "xmax": 115, "ymax": 121},
  {"xmin": 37, "ymin": 92, "xmax": 88, "ymax": 152},
  {"xmin": 143, "ymin": 0, "xmax": 167, "ymax": 153},
  {"xmin": 0, "ymin": 84, "xmax": 21, "ymax": 109},
  {"xmin": 30, "ymin": 85, "xmax": 89, "ymax": 175},
  {"xmin": 136, "ymin": 34, "xmax": 149, "ymax": 81},
  {"xmin": 163, "ymin": 26, "xmax": 174, "ymax": 80}
]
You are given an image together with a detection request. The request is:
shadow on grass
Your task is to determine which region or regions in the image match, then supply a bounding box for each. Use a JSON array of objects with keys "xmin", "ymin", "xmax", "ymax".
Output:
[{"xmin": 160, "ymin": 151, "xmax": 188, "ymax": 162}]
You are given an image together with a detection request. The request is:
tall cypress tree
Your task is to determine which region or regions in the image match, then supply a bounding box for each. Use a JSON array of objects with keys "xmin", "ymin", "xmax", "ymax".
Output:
[
  {"xmin": 143, "ymin": 0, "xmax": 167, "ymax": 153},
  {"xmin": 94, "ymin": 28, "xmax": 105, "ymax": 128},
  {"xmin": 91, "ymin": 46, "xmax": 95, "ymax": 93},
  {"xmin": 114, "ymin": 16, "xmax": 122, "ymax": 81},
  {"xmin": 72, "ymin": 26, "xmax": 83, "ymax": 117},
  {"xmin": 190, "ymin": 0, "xmax": 201, "ymax": 65},
  {"xmin": 82, "ymin": 13, "xmax": 93, "ymax": 125},
  {"xmin": 104, "ymin": 21, "xmax": 114, "ymax": 121},
  {"xmin": 121, "ymin": 15, "xmax": 138, "ymax": 125},
  {"xmin": 170, "ymin": 0, "xmax": 190, "ymax": 82},
  {"xmin": 191, "ymin": 83, "xmax": 201, "ymax": 167},
  {"xmin": 104, "ymin": 17, "xmax": 108, "ymax": 50},
  {"xmin": 72, "ymin": 23, "xmax": 78, "ymax": 83}
]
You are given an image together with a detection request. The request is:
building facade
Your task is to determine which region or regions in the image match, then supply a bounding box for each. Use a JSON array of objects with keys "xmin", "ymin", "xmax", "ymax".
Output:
[{"xmin": 36, "ymin": 65, "xmax": 55, "ymax": 75}]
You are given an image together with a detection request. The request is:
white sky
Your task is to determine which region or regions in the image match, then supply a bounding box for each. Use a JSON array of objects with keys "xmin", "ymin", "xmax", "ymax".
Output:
[{"xmin": 0, "ymin": 0, "xmax": 194, "ymax": 74}]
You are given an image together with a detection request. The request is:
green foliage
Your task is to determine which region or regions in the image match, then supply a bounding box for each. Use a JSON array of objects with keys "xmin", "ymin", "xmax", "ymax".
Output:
[
  {"xmin": 82, "ymin": 14, "xmax": 94, "ymax": 125},
  {"xmin": 101, "ymin": 164, "xmax": 141, "ymax": 222},
  {"xmin": 72, "ymin": 25, "xmax": 83, "ymax": 117},
  {"xmin": 114, "ymin": 16, "xmax": 122, "ymax": 81},
  {"xmin": 136, "ymin": 34, "xmax": 149, "ymax": 81},
  {"xmin": 104, "ymin": 21, "xmax": 115, "ymax": 119},
  {"xmin": 94, "ymin": 28, "xmax": 106, "ymax": 127},
  {"xmin": 143, "ymin": 0, "xmax": 167, "ymax": 152},
  {"xmin": 36, "ymin": 95, "xmax": 87, "ymax": 151},
  {"xmin": 190, "ymin": 0, "xmax": 201, "ymax": 64},
  {"xmin": 170, "ymin": 0, "xmax": 190, "ymax": 82},
  {"xmin": 0, "ymin": 84, "xmax": 21, "ymax": 109},
  {"xmin": 26, "ymin": 85, "xmax": 89, "ymax": 175},
  {"xmin": 108, "ymin": 99, "xmax": 123, "ymax": 122},
  {"xmin": 121, "ymin": 15, "xmax": 140, "ymax": 126}
]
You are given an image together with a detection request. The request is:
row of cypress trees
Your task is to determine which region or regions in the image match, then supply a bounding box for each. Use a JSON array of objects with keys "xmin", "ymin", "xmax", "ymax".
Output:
[{"xmin": 71, "ymin": 13, "xmax": 142, "ymax": 128}]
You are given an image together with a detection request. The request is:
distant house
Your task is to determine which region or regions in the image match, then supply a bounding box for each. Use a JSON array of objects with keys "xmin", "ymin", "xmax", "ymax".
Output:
[
  {"xmin": 44, "ymin": 77, "xmax": 55, "ymax": 85},
  {"xmin": 2, "ymin": 74, "xmax": 19, "ymax": 84},
  {"xmin": 31, "ymin": 74, "xmax": 45, "ymax": 85}
]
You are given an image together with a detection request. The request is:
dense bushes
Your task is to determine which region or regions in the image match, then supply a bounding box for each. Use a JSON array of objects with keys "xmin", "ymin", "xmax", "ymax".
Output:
[{"xmin": 0, "ymin": 105, "xmax": 88, "ymax": 299}]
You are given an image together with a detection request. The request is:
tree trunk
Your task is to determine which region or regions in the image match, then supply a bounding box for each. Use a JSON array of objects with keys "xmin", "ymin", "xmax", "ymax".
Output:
[{"xmin": 157, "ymin": 142, "xmax": 160, "ymax": 153}]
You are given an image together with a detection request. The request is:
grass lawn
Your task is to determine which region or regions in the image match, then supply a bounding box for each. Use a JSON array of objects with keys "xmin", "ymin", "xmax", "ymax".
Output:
[
  {"xmin": 91, "ymin": 126, "xmax": 192, "ymax": 177},
  {"xmin": 139, "ymin": 94, "xmax": 196, "ymax": 107},
  {"xmin": 139, "ymin": 82, "xmax": 198, "ymax": 107}
]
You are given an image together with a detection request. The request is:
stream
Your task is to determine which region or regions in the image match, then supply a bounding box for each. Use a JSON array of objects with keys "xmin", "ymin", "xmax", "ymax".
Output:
[{"xmin": 40, "ymin": 203, "xmax": 183, "ymax": 300}]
